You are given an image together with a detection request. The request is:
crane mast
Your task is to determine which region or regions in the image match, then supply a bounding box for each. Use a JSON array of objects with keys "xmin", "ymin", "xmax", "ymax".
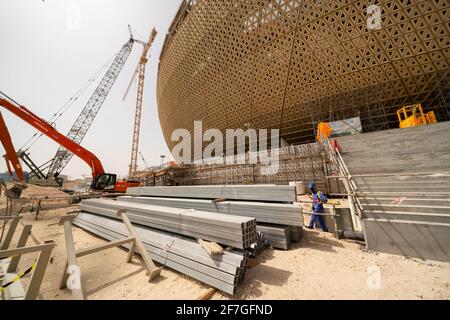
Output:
[
  {"xmin": 126, "ymin": 28, "xmax": 157, "ymax": 178},
  {"xmin": 47, "ymin": 38, "xmax": 135, "ymax": 179}
]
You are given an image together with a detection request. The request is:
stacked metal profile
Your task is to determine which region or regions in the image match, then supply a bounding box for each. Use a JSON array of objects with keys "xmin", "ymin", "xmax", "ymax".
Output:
[
  {"xmin": 73, "ymin": 213, "xmax": 247, "ymax": 295},
  {"xmin": 117, "ymin": 196, "xmax": 302, "ymax": 226},
  {"xmin": 80, "ymin": 199, "xmax": 257, "ymax": 249},
  {"xmin": 125, "ymin": 185, "xmax": 303, "ymax": 250},
  {"xmin": 256, "ymin": 225, "xmax": 292, "ymax": 251},
  {"xmin": 127, "ymin": 185, "xmax": 297, "ymax": 203},
  {"xmin": 289, "ymin": 226, "xmax": 304, "ymax": 242}
]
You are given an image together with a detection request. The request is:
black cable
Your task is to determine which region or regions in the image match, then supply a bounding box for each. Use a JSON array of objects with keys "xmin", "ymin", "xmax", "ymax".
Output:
[
  {"xmin": 0, "ymin": 90, "xmax": 22, "ymax": 106},
  {"xmin": 18, "ymin": 51, "xmax": 119, "ymax": 152}
]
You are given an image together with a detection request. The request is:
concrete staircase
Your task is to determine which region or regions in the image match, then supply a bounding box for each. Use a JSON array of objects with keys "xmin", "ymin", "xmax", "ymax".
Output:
[{"xmin": 336, "ymin": 122, "xmax": 450, "ymax": 262}]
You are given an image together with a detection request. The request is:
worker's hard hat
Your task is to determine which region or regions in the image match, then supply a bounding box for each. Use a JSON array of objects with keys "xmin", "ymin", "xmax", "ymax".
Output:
[{"xmin": 308, "ymin": 182, "xmax": 317, "ymax": 191}]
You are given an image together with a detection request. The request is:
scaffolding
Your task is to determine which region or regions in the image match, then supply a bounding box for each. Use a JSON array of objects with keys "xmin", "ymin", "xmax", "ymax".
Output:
[{"xmin": 140, "ymin": 143, "xmax": 343, "ymax": 195}]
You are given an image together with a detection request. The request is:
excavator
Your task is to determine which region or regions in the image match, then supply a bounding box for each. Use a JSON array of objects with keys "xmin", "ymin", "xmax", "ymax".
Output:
[{"xmin": 0, "ymin": 93, "xmax": 141, "ymax": 193}]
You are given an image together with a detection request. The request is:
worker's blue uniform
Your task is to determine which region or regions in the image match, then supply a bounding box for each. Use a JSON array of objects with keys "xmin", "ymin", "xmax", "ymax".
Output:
[{"xmin": 308, "ymin": 191, "xmax": 329, "ymax": 232}]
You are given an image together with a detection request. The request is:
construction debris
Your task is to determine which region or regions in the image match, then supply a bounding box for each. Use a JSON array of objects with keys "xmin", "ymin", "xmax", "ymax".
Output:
[
  {"xmin": 248, "ymin": 232, "xmax": 269, "ymax": 257},
  {"xmin": 197, "ymin": 239, "xmax": 224, "ymax": 256},
  {"xmin": 196, "ymin": 288, "xmax": 217, "ymax": 300}
]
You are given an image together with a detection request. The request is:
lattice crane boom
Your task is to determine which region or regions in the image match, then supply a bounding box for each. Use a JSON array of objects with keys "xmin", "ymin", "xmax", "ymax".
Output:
[
  {"xmin": 127, "ymin": 28, "xmax": 157, "ymax": 178},
  {"xmin": 47, "ymin": 38, "xmax": 135, "ymax": 179},
  {"xmin": 139, "ymin": 152, "xmax": 150, "ymax": 170}
]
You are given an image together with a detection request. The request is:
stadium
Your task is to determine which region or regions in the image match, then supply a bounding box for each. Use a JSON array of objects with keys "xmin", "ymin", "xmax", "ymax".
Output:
[{"xmin": 157, "ymin": 0, "xmax": 450, "ymax": 151}]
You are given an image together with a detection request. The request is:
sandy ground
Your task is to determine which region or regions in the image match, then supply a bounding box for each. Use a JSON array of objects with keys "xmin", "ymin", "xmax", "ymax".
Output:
[{"xmin": 3, "ymin": 184, "xmax": 450, "ymax": 300}]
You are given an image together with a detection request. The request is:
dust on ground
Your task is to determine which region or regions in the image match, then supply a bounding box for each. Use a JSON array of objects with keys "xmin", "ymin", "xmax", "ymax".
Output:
[{"xmin": 3, "ymin": 184, "xmax": 450, "ymax": 300}]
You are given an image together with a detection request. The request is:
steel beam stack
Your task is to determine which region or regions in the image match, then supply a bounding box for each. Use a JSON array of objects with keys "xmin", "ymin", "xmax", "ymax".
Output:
[
  {"xmin": 256, "ymin": 225, "xmax": 292, "ymax": 250},
  {"xmin": 127, "ymin": 185, "xmax": 297, "ymax": 203},
  {"xmin": 73, "ymin": 213, "xmax": 247, "ymax": 295},
  {"xmin": 80, "ymin": 199, "xmax": 257, "ymax": 249},
  {"xmin": 290, "ymin": 226, "xmax": 304, "ymax": 242},
  {"xmin": 124, "ymin": 184, "xmax": 304, "ymax": 250},
  {"xmin": 117, "ymin": 196, "xmax": 303, "ymax": 226}
]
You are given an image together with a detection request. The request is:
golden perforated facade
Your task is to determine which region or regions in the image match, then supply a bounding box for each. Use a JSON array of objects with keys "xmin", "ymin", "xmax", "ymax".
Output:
[{"xmin": 157, "ymin": 0, "xmax": 450, "ymax": 150}]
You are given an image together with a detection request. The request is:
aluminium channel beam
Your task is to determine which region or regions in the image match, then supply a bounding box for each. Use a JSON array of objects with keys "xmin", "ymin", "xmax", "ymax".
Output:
[
  {"xmin": 80, "ymin": 199, "xmax": 257, "ymax": 249},
  {"xmin": 127, "ymin": 185, "xmax": 297, "ymax": 203},
  {"xmin": 118, "ymin": 196, "xmax": 303, "ymax": 227},
  {"xmin": 257, "ymin": 225, "xmax": 292, "ymax": 250},
  {"xmin": 74, "ymin": 213, "xmax": 248, "ymax": 295}
]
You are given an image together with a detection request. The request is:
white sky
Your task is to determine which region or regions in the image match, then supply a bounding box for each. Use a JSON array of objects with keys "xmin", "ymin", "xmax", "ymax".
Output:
[{"xmin": 0, "ymin": 0, "xmax": 181, "ymax": 179}]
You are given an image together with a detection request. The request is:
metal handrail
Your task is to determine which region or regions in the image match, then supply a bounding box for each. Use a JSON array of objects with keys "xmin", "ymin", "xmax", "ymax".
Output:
[{"xmin": 319, "ymin": 135, "xmax": 364, "ymax": 220}]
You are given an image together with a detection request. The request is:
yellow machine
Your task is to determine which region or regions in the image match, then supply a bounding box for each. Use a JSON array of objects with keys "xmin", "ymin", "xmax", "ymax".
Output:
[{"xmin": 397, "ymin": 104, "xmax": 438, "ymax": 129}]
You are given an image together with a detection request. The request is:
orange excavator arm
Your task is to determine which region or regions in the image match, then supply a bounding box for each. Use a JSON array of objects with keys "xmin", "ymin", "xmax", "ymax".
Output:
[
  {"xmin": 0, "ymin": 111, "xmax": 24, "ymax": 182},
  {"xmin": 0, "ymin": 97, "xmax": 106, "ymax": 179}
]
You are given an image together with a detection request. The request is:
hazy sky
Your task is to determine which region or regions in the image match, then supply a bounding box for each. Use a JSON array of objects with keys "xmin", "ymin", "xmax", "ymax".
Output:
[{"xmin": 0, "ymin": 0, "xmax": 181, "ymax": 179}]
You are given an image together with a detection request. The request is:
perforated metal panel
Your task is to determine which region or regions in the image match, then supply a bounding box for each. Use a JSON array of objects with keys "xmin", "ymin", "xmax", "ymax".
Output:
[{"xmin": 157, "ymin": 0, "xmax": 450, "ymax": 150}]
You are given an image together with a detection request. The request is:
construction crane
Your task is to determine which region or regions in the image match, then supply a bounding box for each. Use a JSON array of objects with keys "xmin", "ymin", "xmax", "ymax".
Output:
[
  {"xmin": 123, "ymin": 28, "xmax": 158, "ymax": 179},
  {"xmin": 32, "ymin": 33, "xmax": 136, "ymax": 186},
  {"xmin": 0, "ymin": 93, "xmax": 141, "ymax": 192},
  {"xmin": 0, "ymin": 110, "xmax": 24, "ymax": 182}
]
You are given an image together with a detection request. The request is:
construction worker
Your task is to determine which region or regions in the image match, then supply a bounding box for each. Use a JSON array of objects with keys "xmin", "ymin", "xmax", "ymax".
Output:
[{"xmin": 306, "ymin": 182, "xmax": 329, "ymax": 232}]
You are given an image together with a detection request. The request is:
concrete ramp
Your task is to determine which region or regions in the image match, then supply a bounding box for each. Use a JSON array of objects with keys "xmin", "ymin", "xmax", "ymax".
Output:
[{"xmin": 337, "ymin": 122, "xmax": 450, "ymax": 261}]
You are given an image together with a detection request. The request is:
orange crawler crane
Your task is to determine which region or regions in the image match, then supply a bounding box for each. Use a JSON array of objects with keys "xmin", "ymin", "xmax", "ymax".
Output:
[{"xmin": 0, "ymin": 94, "xmax": 140, "ymax": 192}]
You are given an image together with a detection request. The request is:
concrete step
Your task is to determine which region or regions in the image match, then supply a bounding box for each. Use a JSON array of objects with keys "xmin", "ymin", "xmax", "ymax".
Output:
[
  {"xmin": 353, "ymin": 175, "xmax": 450, "ymax": 184},
  {"xmin": 341, "ymin": 139, "xmax": 450, "ymax": 149},
  {"xmin": 363, "ymin": 218, "xmax": 450, "ymax": 262},
  {"xmin": 339, "ymin": 136, "xmax": 450, "ymax": 150},
  {"xmin": 337, "ymin": 122, "xmax": 450, "ymax": 144},
  {"xmin": 344, "ymin": 158, "xmax": 450, "ymax": 171},
  {"xmin": 358, "ymin": 191, "xmax": 450, "ymax": 197},
  {"xmin": 339, "ymin": 138, "xmax": 450, "ymax": 154},
  {"xmin": 358, "ymin": 186, "xmax": 450, "ymax": 193},
  {"xmin": 356, "ymin": 181, "xmax": 450, "ymax": 188},
  {"xmin": 342, "ymin": 149, "xmax": 450, "ymax": 162},
  {"xmin": 349, "ymin": 165, "xmax": 450, "ymax": 175},
  {"xmin": 361, "ymin": 197, "xmax": 450, "ymax": 207},
  {"xmin": 340, "ymin": 139, "xmax": 450, "ymax": 153},
  {"xmin": 363, "ymin": 204, "xmax": 450, "ymax": 215},
  {"xmin": 364, "ymin": 210, "xmax": 450, "ymax": 224}
]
